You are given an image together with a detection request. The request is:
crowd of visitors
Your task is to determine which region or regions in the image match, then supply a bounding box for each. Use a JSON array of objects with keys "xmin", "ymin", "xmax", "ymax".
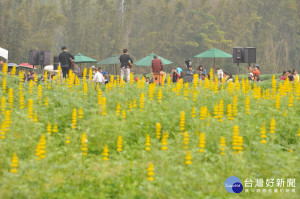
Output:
[{"xmin": 280, "ymin": 69, "xmax": 299, "ymax": 82}]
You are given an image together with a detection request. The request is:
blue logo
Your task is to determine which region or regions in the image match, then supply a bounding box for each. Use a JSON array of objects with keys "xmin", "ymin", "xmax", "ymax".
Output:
[{"xmin": 225, "ymin": 176, "xmax": 243, "ymax": 193}]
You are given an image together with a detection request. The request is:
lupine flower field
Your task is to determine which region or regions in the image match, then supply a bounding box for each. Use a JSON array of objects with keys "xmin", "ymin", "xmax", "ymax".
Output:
[{"xmin": 0, "ymin": 63, "xmax": 299, "ymax": 199}]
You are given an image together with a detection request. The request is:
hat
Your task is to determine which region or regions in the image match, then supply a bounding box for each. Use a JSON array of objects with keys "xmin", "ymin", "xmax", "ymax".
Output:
[
  {"xmin": 255, "ymin": 64, "xmax": 260, "ymax": 69},
  {"xmin": 91, "ymin": 66, "xmax": 95, "ymax": 69},
  {"xmin": 102, "ymin": 71, "xmax": 108, "ymax": 75}
]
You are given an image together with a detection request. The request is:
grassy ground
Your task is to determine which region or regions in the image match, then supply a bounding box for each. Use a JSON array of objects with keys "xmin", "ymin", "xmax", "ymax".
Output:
[{"xmin": 0, "ymin": 73, "xmax": 299, "ymax": 199}]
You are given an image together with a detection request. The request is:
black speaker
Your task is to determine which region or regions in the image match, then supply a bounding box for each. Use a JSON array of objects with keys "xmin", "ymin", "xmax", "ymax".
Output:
[
  {"xmin": 53, "ymin": 56, "xmax": 59, "ymax": 70},
  {"xmin": 39, "ymin": 50, "xmax": 51, "ymax": 65},
  {"xmin": 29, "ymin": 50, "xmax": 51, "ymax": 65},
  {"xmin": 29, "ymin": 50, "xmax": 40, "ymax": 65},
  {"xmin": 244, "ymin": 47, "xmax": 256, "ymax": 63},
  {"xmin": 233, "ymin": 48, "xmax": 244, "ymax": 63}
]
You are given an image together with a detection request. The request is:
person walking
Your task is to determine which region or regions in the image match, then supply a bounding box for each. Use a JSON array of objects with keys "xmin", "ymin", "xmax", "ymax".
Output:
[
  {"xmin": 59, "ymin": 46, "xmax": 74, "ymax": 78},
  {"xmin": 119, "ymin": 49, "xmax": 133, "ymax": 82}
]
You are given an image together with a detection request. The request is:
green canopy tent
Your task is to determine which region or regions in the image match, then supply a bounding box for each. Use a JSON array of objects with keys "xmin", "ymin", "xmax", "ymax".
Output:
[
  {"xmin": 74, "ymin": 53, "xmax": 98, "ymax": 75},
  {"xmin": 194, "ymin": 48, "xmax": 232, "ymax": 71},
  {"xmin": 135, "ymin": 53, "xmax": 173, "ymax": 66},
  {"xmin": 97, "ymin": 55, "xmax": 120, "ymax": 75}
]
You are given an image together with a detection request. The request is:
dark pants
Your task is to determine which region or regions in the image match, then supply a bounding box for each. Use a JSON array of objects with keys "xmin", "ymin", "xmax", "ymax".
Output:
[{"xmin": 62, "ymin": 65, "xmax": 69, "ymax": 78}]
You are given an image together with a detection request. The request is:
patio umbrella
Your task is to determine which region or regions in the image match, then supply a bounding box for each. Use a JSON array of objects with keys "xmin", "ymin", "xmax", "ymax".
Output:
[
  {"xmin": 74, "ymin": 53, "xmax": 98, "ymax": 74},
  {"xmin": 7, "ymin": 63, "xmax": 19, "ymax": 68},
  {"xmin": 194, "ymin": 48, "xmax": 232, "ymax": 70},
  {"xmin": 19, "ymin": 63, "xmax": 34, "ymax": 69},
  {"xmin": 135, "ymin": 53, "xmax": 173, "ymax": 66},
  {"xmin": 97, "ymin": 55, "xmax": 120, "ymax": 75},
  {"xmin": 74, "ymin": 53, "xmax": 98, "ymax": 63}
]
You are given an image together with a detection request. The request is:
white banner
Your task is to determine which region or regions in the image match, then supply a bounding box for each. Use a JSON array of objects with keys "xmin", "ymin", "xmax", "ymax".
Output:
[{"xmin": 0, "ymin": 47, "xmax": 8, "ymax": 60}]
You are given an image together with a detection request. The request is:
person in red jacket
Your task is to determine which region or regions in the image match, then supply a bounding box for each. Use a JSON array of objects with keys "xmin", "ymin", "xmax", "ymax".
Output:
[
  {"xmin": 151, "ymin": 55, "xmax": 165, "ymax": 84},
  {"xmin": 248, "ymin": 64, "xmax": 260, "ymax": 81}
]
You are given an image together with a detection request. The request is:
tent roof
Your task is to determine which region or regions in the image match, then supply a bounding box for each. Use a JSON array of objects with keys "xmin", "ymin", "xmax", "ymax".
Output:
[{"xmin": 135, "ymin": 53, "xmax": 173, "ymax": 66}]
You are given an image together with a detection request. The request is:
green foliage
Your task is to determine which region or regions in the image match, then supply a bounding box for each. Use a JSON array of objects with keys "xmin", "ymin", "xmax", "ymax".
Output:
[
  {"xmin": 0, "ymin": 73, "xmax": 299, "ymax": 198},
  {"xmin": 0, "ymin": 0, "xmax": 299, "ymax": 74}
]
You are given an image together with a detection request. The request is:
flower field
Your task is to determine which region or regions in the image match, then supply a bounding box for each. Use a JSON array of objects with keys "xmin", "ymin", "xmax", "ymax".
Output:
[{"xmin": 0, "ymin": 65, "xmax": 299, "ymax": 199}]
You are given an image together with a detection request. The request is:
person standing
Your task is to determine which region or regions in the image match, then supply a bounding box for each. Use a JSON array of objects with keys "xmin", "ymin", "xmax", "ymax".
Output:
[
  {"xmin": 151, "ymin": 55, "xmax": 165, "ymax": 84},
  {"xmin": 59, "ymin": 46, "xmax": 74, "ymax": 78},
  {"xmin": 0, "ymin": 60, "xmax": 3, "ymax": 71},
  {"xmin": 119, "ymin": 49, "xmax": 133, "ymax": 82}
]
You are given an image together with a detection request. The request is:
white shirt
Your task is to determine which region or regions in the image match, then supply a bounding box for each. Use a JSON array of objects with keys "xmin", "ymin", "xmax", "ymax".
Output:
[
  {"xmin": 217, "ymin": 69, "xmax": 224, "ymax": 79},
  {"xmin": 93, "ymin": 71, "xmax": 105, "ymax": 83}
]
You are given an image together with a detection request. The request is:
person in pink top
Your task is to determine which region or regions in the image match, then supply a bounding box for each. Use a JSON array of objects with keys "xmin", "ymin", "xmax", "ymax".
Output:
[{"xmin": 280, "ymin": 71, "xmax": 287, "ymax": 80}]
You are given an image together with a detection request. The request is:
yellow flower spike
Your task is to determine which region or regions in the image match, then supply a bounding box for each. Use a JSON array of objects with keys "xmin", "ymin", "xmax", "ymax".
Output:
[
  {"xmin": 145, "ymin": 134, "xmax": 151, "ymax": 151},
  {"xmin": 8, "ymin": 88, "xmax": 13, "ymax": 109},
  {"xmin": 83, "ymin": 82, "xmax": 88, "ymax": 98},
  {"xmin": 219, "ymin": 136, "xmax": 226, "ymax": 155},
  {"xmin": 97, "ymin": 90, "xmax": 103, "ymax": 114},
  {"xmin": 53, "ymin": 123, "xmax": 58, "ymax": 133},
  {"xmin": 244, "ymin": 95, "xmax": 250, "ymax": 115},
  {"xmin": 122, "ymin": 110, "xmax": 126, "ymax": 122},
  {"xmin": 89, "ymin": 68, "xmax": 93, "ymax": 81},
  {"xmin": 147, "ymin": 162, "xmax": 155, "ymax": 181},
  {"xmin": 232, "ymin": 125, "xmax": 243, "ymax": 153},
  {"xmin": 81, "ymin": 133, "xmax": 88, "ymax": 156},
  {"xmin": 275, "ymin": 94, "xmax": 281, "ymax": 111},
  {"xmin": 34, "ymin": 113, "xmax": 38, "ymax": 123},
  {"xmin": 19, "ymin": 92, "xmax": 25, "ymax": 109},
  {"xmin": 232, "ymin": 95, "xmax": 238, "ymax": 117},
  {"xmin": 65, "ymin": 136, "xmax": 71, "ymax": 144},
  {"xmin": 183, "ymin": 131, "xmax": 189, "ymax": 150},
  {"xmin": 218, "ymin": 99, "xmax": 224, "ymax": 122},
  {"xmin": 271, "ymin": 75, "xmax": 277, "ymax": 97},
  {"xmin": 44, "ymin": 97, "xmax": 49, "ymax": 106},
  {"xmin": 214, "ymin": 81, "xmax": 218, "ymax": 93},
  {"xmin": 288, "ymin": 94, "xmax": 293, "ymax": 107},
  {"xmin": 1, "ymin": 96, "xmax": 6, "ymax": 114},
  {"xmin": 283, "ymin": 110, "xmax": 287, "ymax": 117},
  {"xmin": 269, "ymin": 119, "xmax": 276, "ymax": 134},
  {"xmin": 102, "ymin": 145, "xmax": 109, "ymax": 161},
  {"xmin": 191, "ymin": 106, "xmax": 196, "ymax": 118},
  {"xmin": 2, "ymin": 62, "xmax": 8, "ymax": 75},
  {"xmin": 213, "ymin": 103, "xmax": 219, "ymax": 119},
  {"xmin": 200, "ymin": 106, "xmax": 208, "ymax": 120},
  {"xmin": 116, "ymin": 102, "xmax": 121, "ymax": 116},
  {"xmin": 185, "ymin": 151, "xmax": 192, "ymax": 165},
  {"xmin": 198, "ymin": 132, "xmax": 206, "ymax": 153},
  {"xmin": 156, "ymin": 123, "xmax": 162, "ymax": 139},
  {"xmin": 102, "ymin": 97, "xmax": 107, "ymax": 115},
  {"xmin": 260, "ymin": 124, "xmax": 267, "ymax": 144},
  {"xmin": 28, "ymin": 80, "xmax": 34, "ymax": 94},
  {"xmin": 117, "ymin": 136, "xmax": 123, "ymax": 152},
  {"xmin": 19, "ymin": 70, "xmax": 24, "ymax": 82},
  {"xmin": 71, "ymin": 108, "xmax": 77, "ymax": 129},
  {"xmin": 2, "ymin": 78, "xmax": 7, "ymax": 93},
  {"xmin": 10, "ymin": 153, "xmax": 19, "ymax": 173},
  {"xmin": 78, "ymin": 107, "xmax": 84, "ymax": 119},
  {"xmin": 35, "ymin": 134, "xmax": 46, "ymax": 160},
  {"xmin": 27, "ymin": 99, "xmax": 34, "ymax": 119},
  {"xmin": 157, "ymin": 88, "xmax": 163, "ymax": 103},
  {"xmin": 140, "ymin": 93, "xmax": 145, "ymax": 111},
  {"xmin": 161, "ymin": 133, "xmax": 168, "ymax": 150},
  {"xmin": 47, "ymin": 123, "xmax": 52, "ymax": 135},
  {"xmin": 227, "ymin": 104, "xmax": 234, "ymax": 120},
  {"xmin": 179, "ymin": 111, "xmax": 185, "ymax": 131},
  {"xmin": 297, "ymin": 129, "xmax": 300, "ymax": 137}
]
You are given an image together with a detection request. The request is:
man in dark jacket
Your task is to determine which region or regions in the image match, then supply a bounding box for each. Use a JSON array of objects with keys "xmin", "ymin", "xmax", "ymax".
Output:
[
  {"xmin": 119, "ymin": 49, "xmax": 133, "ymax": 82},
  {"xmin": 59, "ymin": 46, "xmax": 74, "ymax": 78}
]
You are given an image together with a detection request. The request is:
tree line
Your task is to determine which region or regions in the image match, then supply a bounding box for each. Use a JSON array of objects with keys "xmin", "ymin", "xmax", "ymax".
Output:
[{"xmin": 0, "ymin": 0, "xmax": 299, "ymax": 74}]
